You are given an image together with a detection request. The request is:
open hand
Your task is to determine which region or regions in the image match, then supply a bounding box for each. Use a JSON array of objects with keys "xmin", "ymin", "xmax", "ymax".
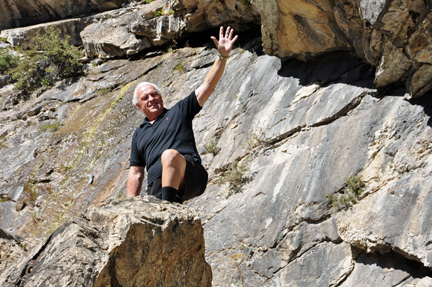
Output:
[{"xmin": 211, "ymin": 26, "xmax": 238, "ymax": 58}]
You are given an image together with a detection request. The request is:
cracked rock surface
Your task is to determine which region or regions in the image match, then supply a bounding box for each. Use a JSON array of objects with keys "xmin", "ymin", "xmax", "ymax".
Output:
[{"xmin": 1, "ymin": 29, "xmax": 432, "ymax": 285}]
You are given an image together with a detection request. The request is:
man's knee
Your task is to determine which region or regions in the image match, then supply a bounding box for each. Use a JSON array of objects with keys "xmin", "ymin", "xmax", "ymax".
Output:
[{"xmin": 161, "ymin": 149, "xmax": 185, "ymax": 168}]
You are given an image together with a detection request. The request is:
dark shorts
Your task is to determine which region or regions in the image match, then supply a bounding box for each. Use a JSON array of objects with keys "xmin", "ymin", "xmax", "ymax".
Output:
[{"xmin": 146, "ymin": 155, "xmax": 208, "ymax": 202}]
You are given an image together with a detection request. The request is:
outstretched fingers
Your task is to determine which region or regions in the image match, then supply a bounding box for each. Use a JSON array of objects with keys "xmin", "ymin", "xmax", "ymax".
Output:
[
  {"xmin": 231, "ymin": 34, "xmax": 238, "ymax": 44},
  {"xmin": 211, "ymin": 36, "xmax": 218, "ymax": 47},
  {"xmin": 211, "ymin": 26, "xmax": 239, "ymax": 55}
]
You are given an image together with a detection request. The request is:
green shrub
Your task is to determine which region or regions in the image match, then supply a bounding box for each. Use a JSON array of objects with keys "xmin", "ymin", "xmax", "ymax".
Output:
[
  {"xmin": 143, "ymin": 0, "xmax": 154, "ymax": 3},
  {"xmin": 204, "ymin": 137, "xmax": 218, "ymax": 155},
  {"xmin": 327, "ymin": 175, "xmax": 365, "ymax": 210},
  {"xmin": 0, "ymin": 49, "xmax": 19, "ymax": 74},
  {"xmin": 219, "ymin": 160, "xmax": 248, "ymax": 189},
  {"xmin": 9, "ymin": 26, "xmax": 82, "ymax": 92}
]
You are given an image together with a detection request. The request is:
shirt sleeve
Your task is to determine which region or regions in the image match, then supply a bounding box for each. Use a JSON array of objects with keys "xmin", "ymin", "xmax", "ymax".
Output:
[
  {"xmin": 130, "ymin": 129, "xmax": 146, "ymax": 167},
  {"xmin": 176, "ymin": 90, "xmax": 202, "ymax": 120}
]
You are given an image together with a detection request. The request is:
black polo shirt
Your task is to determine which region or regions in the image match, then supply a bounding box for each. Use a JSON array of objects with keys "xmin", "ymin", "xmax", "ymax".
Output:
[{"xmin": 130, "ymin": 91, "xmax": 202, "ymax": 186}]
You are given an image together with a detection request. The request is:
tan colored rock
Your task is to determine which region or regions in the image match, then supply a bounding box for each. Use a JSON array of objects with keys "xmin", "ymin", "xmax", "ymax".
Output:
[
  {"xmin": 275, "ymin": 0, "xmax": 350, "ymax": 58},
  {"xmin": 202, "ymin": 0, "xmax": 260, "ymax": 30},
  {"xmin": 374, "ymin": 40, "xmax": 414, "ymax": 88},
  {"xmin": 251, "ymin": 0, "xmax": 280, "ymax": 55},
  {"xmin": 407, "ymin": 64, "xmax": 432, "ymax": 99},
  {"xmin": 0, "ymin": 196, "xmax": 212, "ymax": 286},
  {"xmin": 250, "ymin": 0, "xmax": 432, "ymax": 97}
]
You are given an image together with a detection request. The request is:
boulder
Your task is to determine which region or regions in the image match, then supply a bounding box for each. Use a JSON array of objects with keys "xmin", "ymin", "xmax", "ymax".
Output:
[
  {"xmin": 0, "ymin": 19, "xmax": 88, "ymax": 49},
  {"xmin": 80, "ymin": 0, "xmax": 260, "ymax": 59},
  {"xmin": 0, "ymin": 196, "xmax": 212, "ymax": 286},
  {"xmin": 80, "ymin": 4, "xmax": 159, "ymax": 59},
  {"xmin": 0, "ymin": 6, "xmax": 139, "ymax": 49}
]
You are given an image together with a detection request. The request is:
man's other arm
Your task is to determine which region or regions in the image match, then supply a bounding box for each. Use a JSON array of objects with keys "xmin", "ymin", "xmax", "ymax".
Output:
[
  {"xmin": 127, "ymin": 166, "xmax": 145, "ymax": 197},
  {"xmin": 195, "ymin": 26, "xmax": 238, "ymax": 107}
]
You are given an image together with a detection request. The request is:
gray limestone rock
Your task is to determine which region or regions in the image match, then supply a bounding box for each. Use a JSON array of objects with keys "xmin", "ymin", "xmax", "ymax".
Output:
[{"xmin": 359, "ymin": 0, "xmax": 387, "ymax": 25}]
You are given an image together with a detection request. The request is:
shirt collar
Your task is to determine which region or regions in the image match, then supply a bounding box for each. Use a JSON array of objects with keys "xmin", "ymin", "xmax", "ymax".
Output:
[{"xmin": 140, "ymin": 108, "xmax": 168, "ymax": 127}]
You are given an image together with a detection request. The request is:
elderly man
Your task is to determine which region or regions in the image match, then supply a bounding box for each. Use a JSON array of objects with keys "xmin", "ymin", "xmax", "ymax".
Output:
[{"xmin": 127, "ymin": 26, "xmax": 238, "ymax": 202}]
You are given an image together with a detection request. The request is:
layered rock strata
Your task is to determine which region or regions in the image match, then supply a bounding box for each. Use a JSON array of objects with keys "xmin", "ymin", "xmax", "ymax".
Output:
[{"xmin": 0, "ymin": 196, "xmax": 212, "ymax": 287}]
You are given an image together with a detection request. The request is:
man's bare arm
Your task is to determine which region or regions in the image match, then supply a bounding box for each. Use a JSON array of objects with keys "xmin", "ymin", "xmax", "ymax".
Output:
[
  {"xmin": 195, "ymin": 26, "xmax": 238, "ymax": 107},
  {"xmin": 126, "ymin": 166, "xmax": 145, "ymax": 197}
]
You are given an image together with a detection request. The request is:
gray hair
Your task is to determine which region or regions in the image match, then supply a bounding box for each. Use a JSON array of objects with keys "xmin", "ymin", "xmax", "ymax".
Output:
[{"xmin": 133, "ymin": 82, "xmax": 162, "ymax": 105}]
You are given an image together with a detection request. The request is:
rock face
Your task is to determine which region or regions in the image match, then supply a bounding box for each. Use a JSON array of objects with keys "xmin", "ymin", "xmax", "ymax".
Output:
[
  {"xmin": 252, "ymin": 0, "xmax": 432, "ymax": 98},
  {"xmin": 1, "ymin": 33, "xmax": 432, "ymax": 285},
  {"xmin": 0, "ymin": 0, "xmax": 133, "ymax": 31},
  {"xmin": 1, "ymin": 2, "xmax": 432, "ymax": 286},
  {"xmin": 80, "ymin": 0, "xmax": 260, "ymax": 59},
  {"xmin": 0, "ymin": 196, "xmax": 212, "ymax": 286},
  {"xmin": 2, "ymin": 0, "xmax": 432, "ymax": 97}
]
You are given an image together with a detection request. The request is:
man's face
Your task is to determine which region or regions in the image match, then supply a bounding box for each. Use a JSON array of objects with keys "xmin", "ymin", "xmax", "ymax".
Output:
[{"xmin": 135, "ymin": 84, "xmax": 164, "ymax": 120}]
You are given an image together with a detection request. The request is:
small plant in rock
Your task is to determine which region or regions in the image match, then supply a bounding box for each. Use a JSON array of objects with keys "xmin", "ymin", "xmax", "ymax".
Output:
[
  {"xmin": 327, "ymin": 175, "xmax": 365, "ymax": 210},
  {"xmin": 173, "ymin": 62, "xmax": 185, "ymax": 72},
  {"xmin": 344, "ymin": 174, "xmax": 365, "ymax": 199},
  {"xmin": 0, "ymin": 37, "xmax": 7, "ymax": 42},
  {"xmin": 143, "ymin": 0, "xmax": 154, "ymax": 3},
  {"xmin": 0, "ymin": 49, "xmax": 19, "ymax": 74},
  {"xmin": 39, "ymin": 120, "xmax": 60, "ymax": 132},
  {"xmin": 98, "ymin": 87, "xmax": 113, "ymax": 95},
  {"xmin": 23, "ymin": 180, "xmax": 38, "ymax": 205},
  {"xmin": 0, "ymin": 196, "xmax": 11, "ymax": 203},
  {"xmin": 0, "ymin": 135, "xmax": 8, "ymax": 149},
  {"xmin": 241, "ymin": 0, "xmax": 250, "ymax": 7},
  {"xmin": 329, "ymin": 0, "xmax": 336, "ymax": 7},
  {"xmin": 245, "ymin": 129, "xmax": 271, "ymax": 149},
  {"xmin": 155, "ymin": 10, "xmax": 164, "ymax": 17},
  {"xmin": 204, "ymin": 137, "xmax": 219, "ymax": 155},
  {"xmin": 9, "ymin": 26, "xmax": 82, "ymax": 93},
  {"xmin": 219, "ymin": 160, "xmax": 248, "ymax": 190}
]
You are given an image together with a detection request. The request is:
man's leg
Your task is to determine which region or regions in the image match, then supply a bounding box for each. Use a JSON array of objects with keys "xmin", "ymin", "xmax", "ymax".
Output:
[{"xmin": 160, "ymin": 149, "xmax": 186, "ymax": 202}]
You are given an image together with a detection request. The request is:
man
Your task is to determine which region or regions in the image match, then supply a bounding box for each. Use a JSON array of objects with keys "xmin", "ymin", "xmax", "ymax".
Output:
[{"xmin": 127, "ymin": 26, "xmax": 238, "ymax": 202}]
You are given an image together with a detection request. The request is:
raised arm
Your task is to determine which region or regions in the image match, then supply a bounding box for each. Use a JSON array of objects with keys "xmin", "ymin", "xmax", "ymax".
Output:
[
  {"xmin": 195, "ymin": 26, "xmax": 238, "ymax": 107},
  {"xmin": 126, "ymin": 165, "xmax": 145, "ymax": 197}
]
